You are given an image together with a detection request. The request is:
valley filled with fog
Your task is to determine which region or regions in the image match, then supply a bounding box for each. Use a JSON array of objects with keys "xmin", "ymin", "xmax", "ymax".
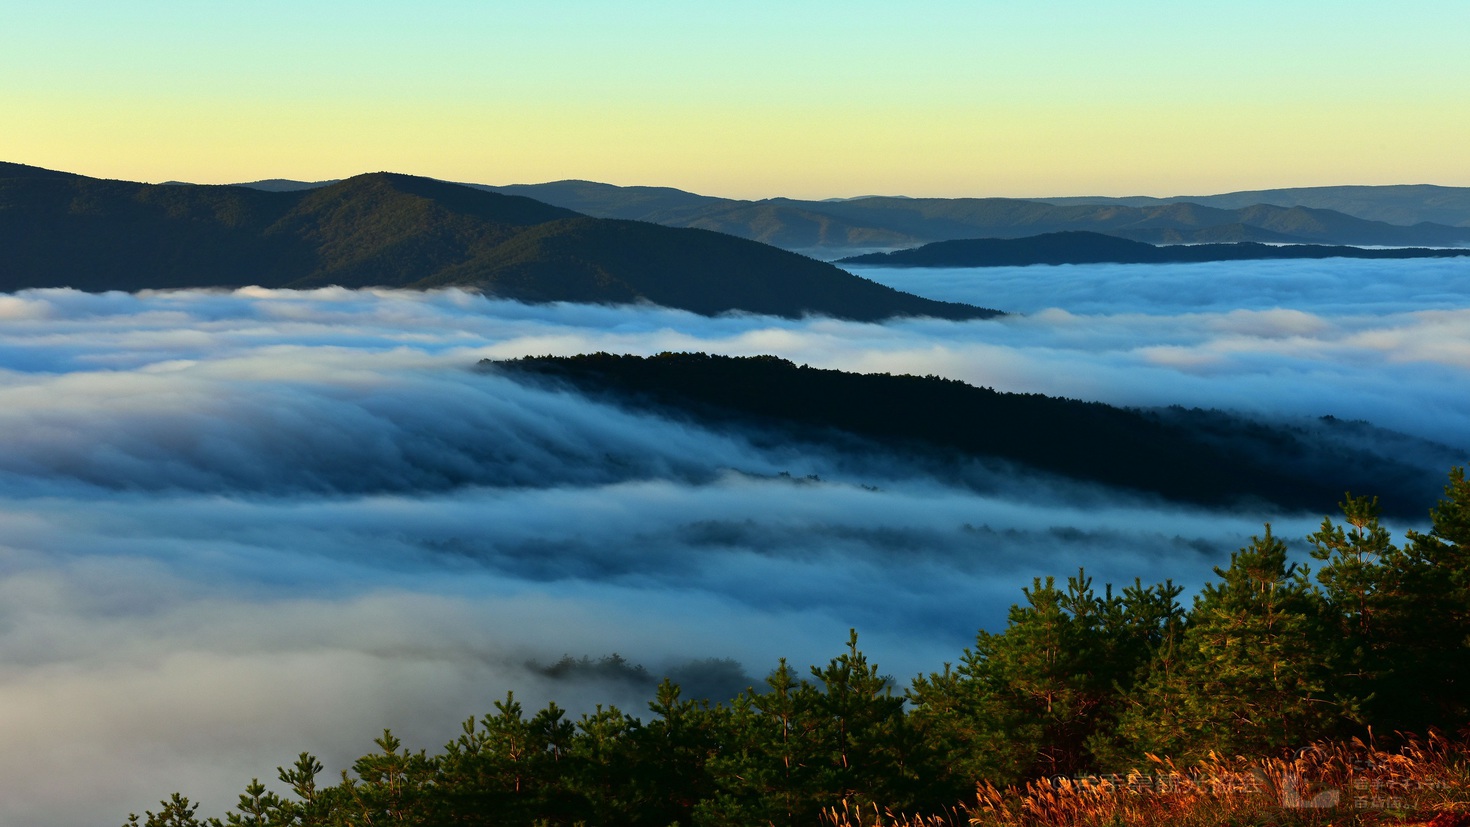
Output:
[{"xmin": 1, "ymin": 257, "xmax": 1467, "ymax": 825}]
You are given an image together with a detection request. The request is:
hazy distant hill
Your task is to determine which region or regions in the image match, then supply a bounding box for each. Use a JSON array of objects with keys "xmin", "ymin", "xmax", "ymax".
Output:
[
  {"xmin": 799, "ymin": 197, "xmax": 1470, "ymax": 248},
  {"xmin": 232, "ymin": 178, "xmax": 343, "ymax": 192},
  {"xmin": 841, "ymin": 231, "xmax": 1470, "ymax": 267},
  {"xmin": 0, "ymin": 162, "xmax": 996, "ymax": 320},
  {"xmin": 479, "ymin": 181, "xmax": 1470, "ymax": 254},
  {"xmin": 1035, "ymin": 184, "xmax": 1470, "ymax": 228},
  {"xmin": 236, "ymin": 178, "xmax": 1470, "ymax": 231},
  {"xmin": 485, "ymin": 179, "xmax": 728, "ymax": 219},
  {"xmin": 492, "ymin": 352, "xmax": 1447, "ymax": 516},
  {"xmin": 483, "ymin": 180, "xmax": 918, "ymax": 254}
]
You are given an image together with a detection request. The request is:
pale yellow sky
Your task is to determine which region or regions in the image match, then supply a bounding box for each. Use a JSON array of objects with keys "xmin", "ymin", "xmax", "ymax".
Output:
[{"xmin": 4, "ymin": 1, "xmax": 1467, "ymax": 199}]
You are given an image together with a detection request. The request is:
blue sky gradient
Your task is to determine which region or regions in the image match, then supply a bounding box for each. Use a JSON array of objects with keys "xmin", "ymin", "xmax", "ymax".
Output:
[{"xmin": 5, "ymin": 1, "xmax": 1467, "ymax": 196}]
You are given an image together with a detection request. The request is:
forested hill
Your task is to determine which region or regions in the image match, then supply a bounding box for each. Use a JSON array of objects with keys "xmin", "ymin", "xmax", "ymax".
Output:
[
  {"xmin": 0, "ymin": 163, "xmax": 997, "ymax": 321},
  {"xmin": 490, "ymin": 352, "xmax": 1451, "ymax": 516},
  {"xmin": 839, "ymin": 230, "xmax": 1470, "ymax": 267},
  {"xmin": 479, "ymin": 180, "xmax": 1470, "ymax": 253}
]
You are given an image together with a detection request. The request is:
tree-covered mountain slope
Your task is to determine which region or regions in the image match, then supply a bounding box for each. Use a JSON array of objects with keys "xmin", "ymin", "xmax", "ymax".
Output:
[
  {"xmin": 489, "ymin": 352, "xmax": 1453, "ymax": 516},
  {"xmin": 0, "ymin": 164, "xmax": 997, "ymax": 320}
]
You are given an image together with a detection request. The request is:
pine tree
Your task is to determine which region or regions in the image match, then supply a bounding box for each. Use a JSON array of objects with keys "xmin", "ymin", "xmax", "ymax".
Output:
[
  {"xmin": 338, "ymin": 730, "xmax": 435, "ymax": 825},
  {"xmin": 1399, "ymin": 467, "xmax": 1470, "ymax": 730},
  {"xmin": 695, "ymin": 690, "xmax": 789, "ymax": 827},
  {"xmin": 1308, "ymin": 494, "xmax": 1401, "ymax": 731},
  {"xmin": 1084, "ymin": 578, "xmax": 1186, "ymax": 769},
  {"xmin": 910, "ymin": 572, "xmax": 1178, "ymax": 783},
  {"xmin": 435, "ymin": 693, "xmax": 552, "ymax": 825},
  {"xmin": 276, "ymin": 753, "xmax": 329, "ymax": 827},
  {"xmin": 807, "ymin": 630, "xmax": 919, "ymax": 812},
  {"xmin": 1116, "ymin": 526, "xmax": 1340, "ymax": 760},
  {"xmin": 751, "ymin": 657, "xmax": 826, "ymax": 825},
  {"xmin": 221, "ymin": 779, "xmax": 286, "ymax": 827},
  {"xmin": 568, "ymin": 704, "xmax": 641, "ymax": 825},
  {"xmin": 908, "ymin": 577, "xmax": 1078, "ymax": 784},
  {"xmin": 122, "ymin": 793, "xmax": 205, "ymax": 827},
  {"xmin": 632, "ymin": 680, "xmax": 721, "ymax": 827}
]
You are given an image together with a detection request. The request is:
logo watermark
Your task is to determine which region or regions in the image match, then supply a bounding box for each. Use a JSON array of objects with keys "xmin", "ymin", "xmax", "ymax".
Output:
[
  {"xmin": 1280, "ymin": 773, "xmax": 1339, "ymax": 809},
  {"xmin": 1060, "ymin": 770, "xmax": 1456, "ymax": 812}
]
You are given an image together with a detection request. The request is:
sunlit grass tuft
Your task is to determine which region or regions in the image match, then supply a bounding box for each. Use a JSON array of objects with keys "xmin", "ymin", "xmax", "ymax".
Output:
[{"xmin": 824, "ymin": 733, "xmax": 1470, "ymax": 827}]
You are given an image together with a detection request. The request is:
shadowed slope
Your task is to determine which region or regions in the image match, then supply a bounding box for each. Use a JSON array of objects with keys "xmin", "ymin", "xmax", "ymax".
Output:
[
  {"xmin": 0, "ymin": 164, "xmax": 998, "ymax": 320},
  {"xmin": 420, "ymin": 217, "xmax": 991, "ymax": 319},
  {"xmin": 275, "ymin": 173, "xmax": 580, "ymax": 289},
  {"xmin": 491, "ymin": 352, "xmax": 1451, "ymax": 516},
  {"xmin": 0, "ymin": 173, "xmax": 309, "ymax": 290}
]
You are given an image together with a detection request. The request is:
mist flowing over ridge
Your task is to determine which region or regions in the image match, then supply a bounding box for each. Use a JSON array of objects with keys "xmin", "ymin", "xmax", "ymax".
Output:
[{"xmin": 490, "ymin": 351, "xmax": 1451, "ymax": 517}]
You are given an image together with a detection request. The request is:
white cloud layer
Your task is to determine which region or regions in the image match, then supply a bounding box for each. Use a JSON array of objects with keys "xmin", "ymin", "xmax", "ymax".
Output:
[{"xmin": 0, "ymin": 257, "xmax": 1467, "ymax": 825}]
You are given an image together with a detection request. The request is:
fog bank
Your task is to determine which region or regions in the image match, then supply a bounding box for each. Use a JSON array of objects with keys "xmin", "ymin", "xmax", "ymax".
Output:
[{"xmin": 1, "ymin": 258, "xmax": 1466, "ymax": 825}]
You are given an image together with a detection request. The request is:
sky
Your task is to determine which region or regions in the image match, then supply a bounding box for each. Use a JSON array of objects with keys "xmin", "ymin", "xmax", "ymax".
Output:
[
  {"xmin": 2, "ymin": 258, "xmax": 1468, "ymax": 825},
  {"xmin": 4, "ymin": 1, "xmax": 1469, "ymax": 198}
]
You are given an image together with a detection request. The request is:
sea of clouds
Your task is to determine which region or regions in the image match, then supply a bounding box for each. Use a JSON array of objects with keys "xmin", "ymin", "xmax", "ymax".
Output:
[{"xmin": 1, "ymin": 256, "xmax": 1467, "ymax": 825}]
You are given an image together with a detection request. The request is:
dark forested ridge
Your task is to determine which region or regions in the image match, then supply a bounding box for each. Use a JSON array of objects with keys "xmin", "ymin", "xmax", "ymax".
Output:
[
  {"xmin": 838, "ymin": 230, "xmax": 1470, "ymax": 267},
  {"xmin": 126, "ymin": 468, "xmax": 1470, "ymax": 827},
  {"xmin": 0, "ymin": 162, "xmax": 997, "ymax": 321},
  {"xmin": 487, "ymin": 352, "xmax": 1451, "ymax": 517}
]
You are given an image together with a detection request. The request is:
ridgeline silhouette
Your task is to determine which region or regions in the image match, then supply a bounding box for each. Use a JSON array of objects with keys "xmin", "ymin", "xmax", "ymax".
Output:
[
  {"xmin": 489, "ymin": 352, "xmax": 1450, "ymax": 516},
  {"xmin": 838, "ymin": 230, "xmax": 1470, "ymax": 267},
  {"xmin": 0, "ymin": 162, "xmax": 996, "ymax": 321},
  {"xmin": 476, "ymin": 181, "xmax": 1470, "ymax": 254}
]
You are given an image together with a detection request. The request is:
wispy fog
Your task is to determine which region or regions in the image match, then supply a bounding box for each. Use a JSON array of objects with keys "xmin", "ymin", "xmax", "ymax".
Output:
[
  {"xmin": 846, "ymin": 257, "xmax": 1470, "ymax": 316},
  {"xmin": 1, "ymin": 258, "xmax": 1466, "ymax": 825}
]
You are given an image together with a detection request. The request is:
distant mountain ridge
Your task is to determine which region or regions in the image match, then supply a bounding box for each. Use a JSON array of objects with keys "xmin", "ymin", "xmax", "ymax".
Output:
[
  {"xmin": 471, "ymin": 181, "xmax": 1470, "ymax": 255},
  {"xmin": 232, "ymin": 178, "xmax": 343, "ymax": 192},
  {"xmin": 163, "ymin": 170, "xmax": 1470, "ymax": 255},
  {"xmin": 0, "ymin": 162, "xmax": 996, "ymax": 321},
  {"xmin": 1034, "ymin": 185, "xmax": 1470, "ymax": 228},
  {"xmin": 483, "ymin": 180, "xmax": 917, "ymax": 253},
  {"xmin": 840, "ymin": 231, "xmax": 1470, "ymax": 268}
]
